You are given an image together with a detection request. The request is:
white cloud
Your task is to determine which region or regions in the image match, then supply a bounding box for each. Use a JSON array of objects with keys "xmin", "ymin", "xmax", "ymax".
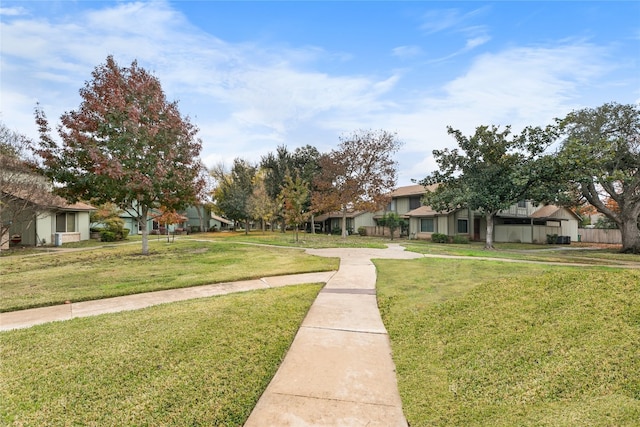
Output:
[
  {"xmin": 392, "ymin": 45, "xmax": 423, "ymax": 59},
  {"xmin": 0, "ymin": 1, "xmax": 632, "ymax": 187},
  {"xmin": 0, "ymin": 6, "xmax": 27, "ymax": 16}
]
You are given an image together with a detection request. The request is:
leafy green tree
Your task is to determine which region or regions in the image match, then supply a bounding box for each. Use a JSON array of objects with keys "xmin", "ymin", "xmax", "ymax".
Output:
[
  {"xmin": 90, "ymin": 202, "xmax": 128, "ymax": 241},
  {"xmin": 212, "ymin": 158, "xmax": 257, "ymax": 234},
  {"xmin": 34, "ymin": 56, "xmax": 203, "ymax": 255},
  {"xmin": 379, "ymin": 212, "xmax": 405, "ymax": 240},
  {"xmin": 312, "ymin": 129, "xmax": 402, "ymax": 238},
  {"xmin": 248, "ymin": 169, "xmax": 276, "ymax": 232},
  {"xmin": 281, "ymin": 174, "xmax": 310, "ymax": 242},
  {"xmin": 260, "ymin": 144, "xmax": 322, "ymax": 233},
  {"xmin": 420, "ymin": 125, "xmax": 556, "ymax": 249},
  {"xmin": 556, "ymin": 102, "xmax": 640, "ymax": 253},
  {"xmin": 291, "ymin": 145, "xmax": 322, "ymax": 233}
]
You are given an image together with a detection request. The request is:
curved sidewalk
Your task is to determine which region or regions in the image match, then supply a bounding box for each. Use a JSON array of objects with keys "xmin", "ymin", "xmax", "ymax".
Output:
[
  {"xmin": 244, "ymin": 244, "xmax": 423, "ymax": 427},
  {"xmin": 0, "ymin": 271, "xmax": 336, "ymax": 332},
  {"xmin": 2, "ymin": 243, "xmax": 423, "ymax": 426}
]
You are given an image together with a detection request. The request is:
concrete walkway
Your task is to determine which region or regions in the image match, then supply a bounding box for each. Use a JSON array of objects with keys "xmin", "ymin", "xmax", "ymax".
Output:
[
  {"xmin": 0, "ymin": 271, "xmax": 336, "ymax": 331},
  {"xmin": 244, "ymin": 244, "xmax": 423, "ymax": 427},
  {"xmin": 2, "ymin": 243, "xmax": 424, "ymax": 425}
]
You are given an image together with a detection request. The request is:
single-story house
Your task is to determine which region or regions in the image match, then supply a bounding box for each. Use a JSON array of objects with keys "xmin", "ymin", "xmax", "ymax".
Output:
[
  {"xmin": 1, "ymin": 189, "xmax": 95, "ymax": 248},
  {"xmin": 314, "ymin": 210, "xmax": 376, "ymax": 235},
  {"xmin": 121, "ymin": 205, "xmax": 233, "ymax": 234},
  {"xmin": 183, "ymin": 205, "xmax": 233, "ymax": 232}
]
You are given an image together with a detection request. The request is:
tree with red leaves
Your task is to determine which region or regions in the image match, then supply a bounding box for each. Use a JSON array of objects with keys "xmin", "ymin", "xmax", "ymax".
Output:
[
  {"xmin": 35, "ymin": 56, "xmax": 204, "ymax": 255},
  {"xmin": 312, "ymin": 129, "xmax": 402, "ymax": 238}
]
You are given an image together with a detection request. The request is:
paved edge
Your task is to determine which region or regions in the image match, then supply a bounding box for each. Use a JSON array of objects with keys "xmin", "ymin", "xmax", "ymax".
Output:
[{"xmin": 0, "ymin": 271, "xmax": 337, "ymax": 332}]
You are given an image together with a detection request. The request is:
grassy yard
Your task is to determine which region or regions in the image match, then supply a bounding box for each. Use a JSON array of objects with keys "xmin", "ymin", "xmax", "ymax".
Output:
[
  {"xmin": 0, "ymin": 239, "xmax": 338, "ymax": 312},
  {"xmin": 2, "ymin": 234, "xmax": 639, "ymax": 425},
  {"xmin": 376, "ymin": 258, "xmax": 640, "ymax": 426},
  {"xmin": 193, "ymin": 230, "xmax": 390, "ymax": 248},
  {"xmin": 1, "ymin": 284, "xmax": 322, "ymax": 426}
]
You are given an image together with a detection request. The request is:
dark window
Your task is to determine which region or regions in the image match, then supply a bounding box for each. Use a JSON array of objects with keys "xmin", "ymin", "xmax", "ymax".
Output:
[
  {"xmin": 56, "ymin": 213, "xmax": 76, "ymax": 232},
  {"xmin": 457, "ymin": 219, "xmax": 468, "ymax": 234},
  {"xmin": 518, "ymin": 200, "xmax": 527, "ymax": 208},
  {"xmin": 409, "ymin": 196, "xmax": 421, "ymax": 209},
  {"xmin": 420, "ymin": 218, "xmax": 434, "ymax": 232}
]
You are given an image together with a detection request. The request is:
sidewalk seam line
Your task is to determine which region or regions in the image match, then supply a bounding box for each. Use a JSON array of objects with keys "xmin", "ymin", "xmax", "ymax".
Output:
[
  {"xmin": 269, "ymin": 391, "xmax": 402, "ymax": 409},
  {"xmin": 301, "ymin": 325, "xmax": 388, "ymax": 335}
]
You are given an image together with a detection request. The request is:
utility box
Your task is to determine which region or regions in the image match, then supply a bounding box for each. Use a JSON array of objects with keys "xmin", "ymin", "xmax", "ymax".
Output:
[{"xmin": 54, "ymin": 233, "xmax": 63, "ymax": 247}]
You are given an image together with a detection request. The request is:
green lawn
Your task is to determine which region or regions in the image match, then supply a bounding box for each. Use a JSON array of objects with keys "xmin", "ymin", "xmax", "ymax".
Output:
[
  {"xmin": 1, "ymin": 285, "xmax": 322, "ymax": 426},
  {"xmin": 0, "ymin": 239, "xmax": 338, "ymax": 312},
  {"xmin": 376, "ymin": 258, "xmax": 640, "ymax": 426},
  {"xmin": 2, "ymin": 235, "xmax": 639, "ymax": 425},
  {"xmin": 194, "ymin": 230, "xmax": 390, "ymax": 248}
]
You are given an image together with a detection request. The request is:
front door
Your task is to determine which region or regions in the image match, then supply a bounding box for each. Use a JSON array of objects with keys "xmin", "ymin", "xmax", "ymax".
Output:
[{"xmin": 474, "ymin": 218, "xmax": 481, "ymax": 241}]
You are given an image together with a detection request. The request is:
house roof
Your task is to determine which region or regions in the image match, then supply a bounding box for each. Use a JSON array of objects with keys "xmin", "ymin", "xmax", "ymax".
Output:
[
  {"xmin": 59, "ymin": 201, "xmax": 95, "ymax": 212},
  {"xmin": 531, "ymin": 205, "xmax": 581, "ymax": 221},
  {"xmin": 405, "ymin": 205, "xmax": 451, "ymax": 217},
  {"xmin": 315, "ymin": 211, "xmax": 368, "ymax": 221},
  {"xmin": 1, "ymin": 189, "xmax": 95, "ymax": 212},
  {"xmin": 211, "ymin": 214, "xmax": 233, "ymax": 225},
  {"xmin": 389, "ymin": 184, "xmax": 437, "ymax": 198},
  {"xmin": 530, "ymin": 205, "xmax": 561, "ymax": 218}
]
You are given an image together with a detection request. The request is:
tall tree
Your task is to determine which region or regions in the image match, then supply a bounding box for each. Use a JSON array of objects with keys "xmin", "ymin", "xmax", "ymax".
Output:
[
  {"xmin": 34, "ymin": 56, "xmax": 203, "ymax": 255},
  {"xmin": 292, "ymin": 145, "xmax": 322, "ymax": 233},
  {"xmin": 420, "ymin": 125, "xmax": 556, "ymax": 249},
  {"xmin": 261, "ymin": 145, "xmax": 294, "ymax": 232},
  {"xmin": 312, "ymin": 129, "xmax": 402, "ymax": 238},
  {"xmin": 556, "ymin": 102, "xmax": 640, "ymax": 253},
  {"xmin": 248, "ymin": 169, "xmax": 276, "ymax": 232},
  {"xmin": 212, "ymin": 158, "xmax": 257, "ymax": 234},
  {"xmin": 281, "ymin": 174, "xmax": 310, "ymax": 242}
]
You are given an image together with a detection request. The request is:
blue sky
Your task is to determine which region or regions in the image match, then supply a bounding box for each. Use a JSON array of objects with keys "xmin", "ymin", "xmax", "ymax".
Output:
[{"xmin": 1, "ymin": 1, "xmax": 638, "ymax": 185}]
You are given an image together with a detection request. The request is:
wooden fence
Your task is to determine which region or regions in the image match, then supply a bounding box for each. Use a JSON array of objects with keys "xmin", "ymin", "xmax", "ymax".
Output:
[
  {"xmin": 360, "ymin": 226, "xmax": 401, "ymax": 238},
  {"xmin": 578, "ymin": 228, "xmax": 622, "ymax": 244}
]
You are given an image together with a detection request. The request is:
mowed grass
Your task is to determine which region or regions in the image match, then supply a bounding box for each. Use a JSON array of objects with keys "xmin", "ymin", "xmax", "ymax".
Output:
[
  {"xmin": 403, "ymin": 240, "xmax": 638, "ymax": 266},
  {"xmin": 1, "ymin": 284, "xmax": 322, "ymax": 426},
  {"xmin": 376, "ymin": 258, "xmax": 640, "ymax": 426},
  {"xmin": 0, "ymin": 239, "xmax": 338, "ymax": 312},
  {"xmin": 195, "ymin": 230, "xmax": 390, "ymax": 248}
]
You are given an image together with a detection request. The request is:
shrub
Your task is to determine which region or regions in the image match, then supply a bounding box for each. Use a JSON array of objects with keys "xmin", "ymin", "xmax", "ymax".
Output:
[
  {"xmin": 431, "ymin": 233, "xmax": 448, "ymax": 243},
  {"xmin": 546, "ymin": 234, "xmax": 558, "ymax": 244},
  {"xmin": 331, "ymin": 226, "xmax": 342, "ymax": 235},
  {"xmin": 357, "ymin": 226, "xmax": 367, "ymax": 236},
  {"xmin": 452, "ymin": 235, "xmax": 469, "ymax": 244},
  {"xmin": 99, "ymin": 230, "xmax": 116, "ymax": 242}
]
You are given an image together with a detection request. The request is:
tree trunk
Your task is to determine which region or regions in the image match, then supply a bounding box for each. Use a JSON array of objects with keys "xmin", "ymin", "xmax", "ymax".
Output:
[
  {"xmin": 620, "ymin": 209, "xmax": 640, "ymax": 253},
  {"xmin": 484, "ymin": 212, "xmax": 496, "ymax": 250},
  {"xmin": 245, "ymin": 218, "xmax": 249, "ymax": 235},
  {"xmin": 196, "ymin": 205, "xmax": 204, "ymax": 232},
  {"xmin": 141, "ymin": 205, "xmax": 149, "ymax": 255},
  {"xmin": 341, "ymin": 206, "xmax": 348, "ymax": 239},
  {"xmin": 311, "ymin": 214, "xmax": 316, "ymax": 234}
]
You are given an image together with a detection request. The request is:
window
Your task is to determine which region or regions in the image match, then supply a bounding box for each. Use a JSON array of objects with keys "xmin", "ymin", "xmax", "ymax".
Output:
[
  {"xmin": 409, "ymin": 196, "xmax": 421, "ymax": 210},
  {"xmin": 457, "ymin": 219, "xmax": 468, "ymax": 234},
  {"xmin": 517, "ymin": 200, "xmax": 527, "ymax": 208},
  {"xmin": 420, "ymin": 218, "xmax": 434, "ymax": 232},
  {"xmin": 56, "ymin": 213, "xmax": 76, "ymax": 232}
]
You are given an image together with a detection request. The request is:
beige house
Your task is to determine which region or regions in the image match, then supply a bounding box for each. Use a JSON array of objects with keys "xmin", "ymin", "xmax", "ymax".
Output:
[
  {"xmin": 382, "ymin": 185, "xmax": 580, "ymax": 243},
  {"xmin": 314, "ymin": 210, "xmax": 377, "ymax": 235},
  {"xmin": 1, "ymin": 190, "xmax": 94, "ymax": 248}
]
